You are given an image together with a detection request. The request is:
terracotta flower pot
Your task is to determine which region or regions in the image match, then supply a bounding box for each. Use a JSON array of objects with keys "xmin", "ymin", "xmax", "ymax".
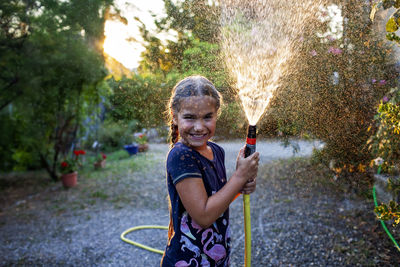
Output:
[
  {"xmin": 138, "ymin": 144, "xmax": 149, "ymax": 152},
  {"xmin": 61, "ymin": 171, "xmax": 78, "ymax": 188}
]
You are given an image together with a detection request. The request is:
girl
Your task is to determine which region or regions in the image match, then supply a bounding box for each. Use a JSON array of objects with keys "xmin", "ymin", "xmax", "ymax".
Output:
[{"xmin": 161, "ymin": 75, "xmax": 259, "ymax": 267}]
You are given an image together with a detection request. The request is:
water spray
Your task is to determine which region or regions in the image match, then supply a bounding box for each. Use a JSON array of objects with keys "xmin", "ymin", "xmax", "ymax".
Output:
[{"xmin": 220, "ymin": 1, "xmax": 323, "ymax": 265}]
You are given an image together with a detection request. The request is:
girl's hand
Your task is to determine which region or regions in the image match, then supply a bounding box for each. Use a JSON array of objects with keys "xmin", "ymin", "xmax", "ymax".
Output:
[
  {"xmin": 235, "ymin": 146, "xmax": 259, "ymax": 185},
  {"xmin": 240, "ymin": 177, "xmax": 257, "ymax": 194}
]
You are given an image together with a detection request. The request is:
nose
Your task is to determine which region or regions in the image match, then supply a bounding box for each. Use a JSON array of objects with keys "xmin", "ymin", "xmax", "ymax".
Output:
[{"xmin": 193, "ymin": 119, "xmax": 204, "ymax": 131}]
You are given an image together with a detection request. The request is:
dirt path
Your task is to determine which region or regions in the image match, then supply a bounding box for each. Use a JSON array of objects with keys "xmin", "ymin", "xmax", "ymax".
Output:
[{"xmin": 0, "ymin": 140, "xmax": 399, "ymax": 266}]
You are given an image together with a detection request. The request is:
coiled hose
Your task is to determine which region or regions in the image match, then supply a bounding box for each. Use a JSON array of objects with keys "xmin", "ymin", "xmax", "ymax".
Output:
[
  {"xmin": 120, "ymin": 225, "xmax": 168, "ymax": 255},
  {"xmin": 120, "ymin": 187, "xmax": 400, "ymax": 259}
]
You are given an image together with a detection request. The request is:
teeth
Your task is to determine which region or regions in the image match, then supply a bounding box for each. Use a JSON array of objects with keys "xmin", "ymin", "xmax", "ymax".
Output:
[{"xmin": 192, "ymin": 134, "xmax": 205, "ymax": 137}]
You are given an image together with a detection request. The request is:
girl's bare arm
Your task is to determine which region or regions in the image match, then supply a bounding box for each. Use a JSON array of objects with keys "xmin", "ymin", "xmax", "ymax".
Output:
[{"xmin": 176, "ymin": 150, "xmax": 259, "ymax": 228}]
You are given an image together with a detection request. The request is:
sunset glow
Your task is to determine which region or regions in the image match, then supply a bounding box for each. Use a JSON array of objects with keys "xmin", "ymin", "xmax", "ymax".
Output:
[
  {"xmin": 103, "ymin": 20, "xmax": 143, "ymax": 69},
  {"xmin": 103, "ymin": 0, "xmax": 167, "ymax": 70}
]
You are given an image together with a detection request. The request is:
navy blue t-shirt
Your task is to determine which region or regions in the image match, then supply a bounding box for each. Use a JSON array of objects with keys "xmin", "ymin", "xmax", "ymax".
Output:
[{"xmin": 161, "ymin": 141, "xmax": 230, "ymax": 267}]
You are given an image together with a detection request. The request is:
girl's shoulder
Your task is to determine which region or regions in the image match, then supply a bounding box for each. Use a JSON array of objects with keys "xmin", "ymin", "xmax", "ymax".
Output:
[
  {"xmin": 167, "ymin": 142, "xmax": 198, "ymax": 162},
  {"xmin": 207, "ymin": 141, "xmax": 225, "ymax": 159},
  {"xmin": 169, "ymin": 142, "xmax": 195, "ymax": 154}
]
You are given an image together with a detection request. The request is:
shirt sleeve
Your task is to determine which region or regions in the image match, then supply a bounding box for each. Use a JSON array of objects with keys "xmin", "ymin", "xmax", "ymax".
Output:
[{"xmin": 167, "ymin": 147, "xmax": 202, "ymax": 185}]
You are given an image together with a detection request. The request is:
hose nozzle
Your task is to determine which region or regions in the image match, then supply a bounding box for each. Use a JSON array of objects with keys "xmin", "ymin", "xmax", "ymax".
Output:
[{"xmin": 245, "ymin": 125, "xmax": 256, "ymax": 158}]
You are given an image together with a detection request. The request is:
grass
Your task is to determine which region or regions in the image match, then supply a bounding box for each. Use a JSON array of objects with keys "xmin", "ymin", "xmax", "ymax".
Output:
[
  {"xmin": 0, "ymin": 148, "xmax": 159, "ymax": 214},
  {"xmin": 81, "ymin": 149, "xmax": 155, "ymax": 180}
]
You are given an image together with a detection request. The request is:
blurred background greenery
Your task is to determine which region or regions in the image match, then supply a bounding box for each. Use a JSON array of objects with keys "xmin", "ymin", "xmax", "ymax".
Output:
[{"xmin": 1, "ymin": 0, "xmax": 399, "ymax": 189}]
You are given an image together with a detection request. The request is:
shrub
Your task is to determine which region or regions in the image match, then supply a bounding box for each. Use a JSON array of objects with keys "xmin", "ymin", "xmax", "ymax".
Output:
[
  {"xmin": 108, "ymin": 74, "xmax": 172, "ymax": 129},
  {"xmin": 368, "ymin": 87, "xmax": 400, "ymax": 175},
  {"xmin": 98, "ymin": 120, "xmax": 139, "ymax": 152}
]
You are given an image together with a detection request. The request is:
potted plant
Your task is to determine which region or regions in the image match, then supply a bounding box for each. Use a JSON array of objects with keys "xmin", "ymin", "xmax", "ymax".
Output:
[
  {"xmin": 124, "ymin": 144, "xmax": 139, "ymax": 155},
  {"xmin": 94, "ymin": 152, "xmax": 107, "ymax": 169},
  {"xmin": 59, "ymin": 150, "xmax": 85, "ymax": 188},
  {"xmin": 135, "ymin": 133, "xmax": 149, "ymax": 152}
]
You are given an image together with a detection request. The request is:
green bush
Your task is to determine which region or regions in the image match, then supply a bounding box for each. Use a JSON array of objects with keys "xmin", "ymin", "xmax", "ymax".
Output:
[
  {"xmin": 368, "ymin": 87, "xmax": 400, "ymax": 175},
  {"xmin": 108, "ymin": 74, "xmax": 172, "ymax": 129},
  {"xmin": 98, "ymin": 120, "xmax": 139, "ymax": 152}
]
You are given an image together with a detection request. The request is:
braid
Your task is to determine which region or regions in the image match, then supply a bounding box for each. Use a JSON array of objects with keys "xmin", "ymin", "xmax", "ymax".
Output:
[{"xmin": 169, "ymin": 122, "xmax": 179, "ymax": 147}]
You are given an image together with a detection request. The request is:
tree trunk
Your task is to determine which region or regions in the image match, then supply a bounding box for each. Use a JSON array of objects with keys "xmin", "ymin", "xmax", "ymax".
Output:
[{"xmin": 39, "ymin": 153, "xmax": 59, "ymax": 181}]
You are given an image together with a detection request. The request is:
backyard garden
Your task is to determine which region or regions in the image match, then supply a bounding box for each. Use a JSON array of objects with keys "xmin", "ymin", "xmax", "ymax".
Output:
[{"xmin": 1, "ymin": 0, "xmax": 400, "ymax": 265}]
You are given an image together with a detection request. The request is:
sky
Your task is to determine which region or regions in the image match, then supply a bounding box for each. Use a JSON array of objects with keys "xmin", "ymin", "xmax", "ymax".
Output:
[{"xmin": 103, "ymin": 0, "xmax": 167, "ymax": 69}]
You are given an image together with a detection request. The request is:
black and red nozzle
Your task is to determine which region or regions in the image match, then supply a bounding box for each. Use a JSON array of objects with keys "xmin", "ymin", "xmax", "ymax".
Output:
[{"xmin": 244, "ymin": 125, "xmax": 256, "ymax": 158}]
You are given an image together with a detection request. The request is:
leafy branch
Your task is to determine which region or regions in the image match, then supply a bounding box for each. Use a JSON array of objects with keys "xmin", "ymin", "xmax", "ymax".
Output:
[
  {"xmin": 371, "ymin": 0, "xmax": 400, "ymax": 44},
  {"xmin": 375, "ymin": 200, "xmax": 400, "ymax": 226}
]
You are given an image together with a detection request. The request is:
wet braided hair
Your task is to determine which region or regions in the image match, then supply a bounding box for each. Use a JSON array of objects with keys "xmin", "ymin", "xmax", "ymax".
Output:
[{"xmin": 168, "ymin": 75, "xmax": 222, "ymax": 147}]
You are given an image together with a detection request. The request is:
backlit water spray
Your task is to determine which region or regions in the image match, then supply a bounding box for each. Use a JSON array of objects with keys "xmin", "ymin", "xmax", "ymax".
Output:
[{"xmin": 219, "ymin": 0, "xmax": 324, "ymax": 265}]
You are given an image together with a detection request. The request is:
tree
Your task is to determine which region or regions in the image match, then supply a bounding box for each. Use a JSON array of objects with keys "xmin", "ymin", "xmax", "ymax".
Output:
[
  {"xmin": 0, "ymin": 0, "xmax": 114, "ymax": 180},
  {"xmin": 137, "ymin": 0, "xmax": 220, "ymax": 74}
]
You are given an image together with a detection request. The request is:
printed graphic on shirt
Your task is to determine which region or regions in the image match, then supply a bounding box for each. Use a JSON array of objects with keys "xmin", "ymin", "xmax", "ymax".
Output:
[{"xmin": 176, "ymin": 212, "xmax": 230, "ymax": 266}]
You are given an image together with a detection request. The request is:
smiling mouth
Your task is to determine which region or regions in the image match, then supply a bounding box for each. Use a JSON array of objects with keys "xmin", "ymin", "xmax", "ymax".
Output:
[{"xmin": 190, "ymin": 133, "xmax": 207, "ymax": 140}]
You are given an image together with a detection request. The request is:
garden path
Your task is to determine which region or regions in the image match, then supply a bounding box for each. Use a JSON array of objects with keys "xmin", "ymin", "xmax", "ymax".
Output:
[{"xmin": 0, "ymin": 140, "xmax": 399, "ymax": 266}]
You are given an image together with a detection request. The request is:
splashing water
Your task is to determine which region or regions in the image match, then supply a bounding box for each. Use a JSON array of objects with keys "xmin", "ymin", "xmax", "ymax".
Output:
[{"xmin": 220, "ymin": 0, "xmax": 324, "ymax": 125}]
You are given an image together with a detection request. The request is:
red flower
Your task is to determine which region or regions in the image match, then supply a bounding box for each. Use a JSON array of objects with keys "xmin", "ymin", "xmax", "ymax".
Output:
[
  {"xmin": 73, "ymin": 150, "xmax": 86, "ymax": 156},
  {"xmin": 102, "ymin": 153, "xmax": 107, "ymax": 159},
  {"xmin": 61, "ymin": 161, "xmax": 68, "ymax": 168}
]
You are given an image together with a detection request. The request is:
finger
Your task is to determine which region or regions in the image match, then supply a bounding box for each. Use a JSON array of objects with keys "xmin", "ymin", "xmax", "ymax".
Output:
[
  {"xmin": 251, "ymin": 152, "xmax": 260, "ymax": 159},
  {"xmin": 246, "ymin": 177, "xmax": 256, "ymax": 183},
  {"xmin": 238, "ymin": 146, "xmax": 246, "ymax": 158},
  {"xmin": 242, "ymin": 188, "xmax": 255, "ymax": 194}
]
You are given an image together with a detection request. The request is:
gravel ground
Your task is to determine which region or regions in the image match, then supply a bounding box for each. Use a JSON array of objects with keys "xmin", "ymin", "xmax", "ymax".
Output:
[{"xmin": 1, "ymin": 140, "xmax": 399, "ymax": 266}]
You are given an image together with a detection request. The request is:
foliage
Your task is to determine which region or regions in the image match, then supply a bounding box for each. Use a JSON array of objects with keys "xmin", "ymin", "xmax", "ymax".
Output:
[
  {"xmin": 137, "ymin": 0, "xmax": 220, "ymax": 75},
  {"xmin": 98, "ymin": 119, "xmax": 138, "ymax": 152},
  {"xmin": 136, "ymin": 18, "xmax": 174, "ymax": 76},
  {"xmin": 96, "ymin": 152, "xmax": 107, "ymax": 162},
  {"xmin": 157, "ymin": 0, "xmax": 220, "ymax": 43},
  {"xmin": 371, "ymin": 0, "xmax": 400, "ymax": 44},
  {"xmin": 369, "ymin": 1, "xmax": 400, "ymax": 227},
  {"xmin": 375, "ymin": 200, "xmax": 400, "ymax": 226},
  {"xmin": 59, "ymin": 150, "xmax": 86, "ymax": 175},
  {"xmin": 215, "ymin": 102, "xmax": 246, "ymax": 138},
  {"xmin": 180, "ymin": 38, "xmax": 230, "ymax": 91},
  {"xmin": 0, "ymin": 0, "xmax": 115, "ymax": 180},
  {"xmin": 268, "ymin": 1, "xmax": 396, "ymax": 183},
  {"xmin": 134, "ymin": 133, "xmax": 148, "ymax": 145},
  {"xmin": 368, "ymin": 87, "xmax": 400, "ymax": 175},
  {"xmin": 108, "ymin": 74, "xmax": 172, "ymax": 128}
]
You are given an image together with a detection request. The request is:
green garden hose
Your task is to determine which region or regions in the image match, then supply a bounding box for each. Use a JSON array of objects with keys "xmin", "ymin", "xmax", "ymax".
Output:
[{"xmin": 372, "ymin": 185, "xmax": 400, "ymax": 252}]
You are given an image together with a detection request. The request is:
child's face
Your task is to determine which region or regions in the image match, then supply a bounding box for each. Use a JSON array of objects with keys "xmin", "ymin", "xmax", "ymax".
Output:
[{"xmin": 173, "ymin": 96, "xmax": 217, "ymax": 151}]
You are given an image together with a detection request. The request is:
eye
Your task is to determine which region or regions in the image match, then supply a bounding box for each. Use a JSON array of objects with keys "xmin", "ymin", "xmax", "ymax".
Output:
[
  {"xmin": 183, "ymin": 115, "xmax": 195, "ymax": 120},
  {"xmin": 204, "ymin": 113, "xmax": 214, "ymax": 119}
]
